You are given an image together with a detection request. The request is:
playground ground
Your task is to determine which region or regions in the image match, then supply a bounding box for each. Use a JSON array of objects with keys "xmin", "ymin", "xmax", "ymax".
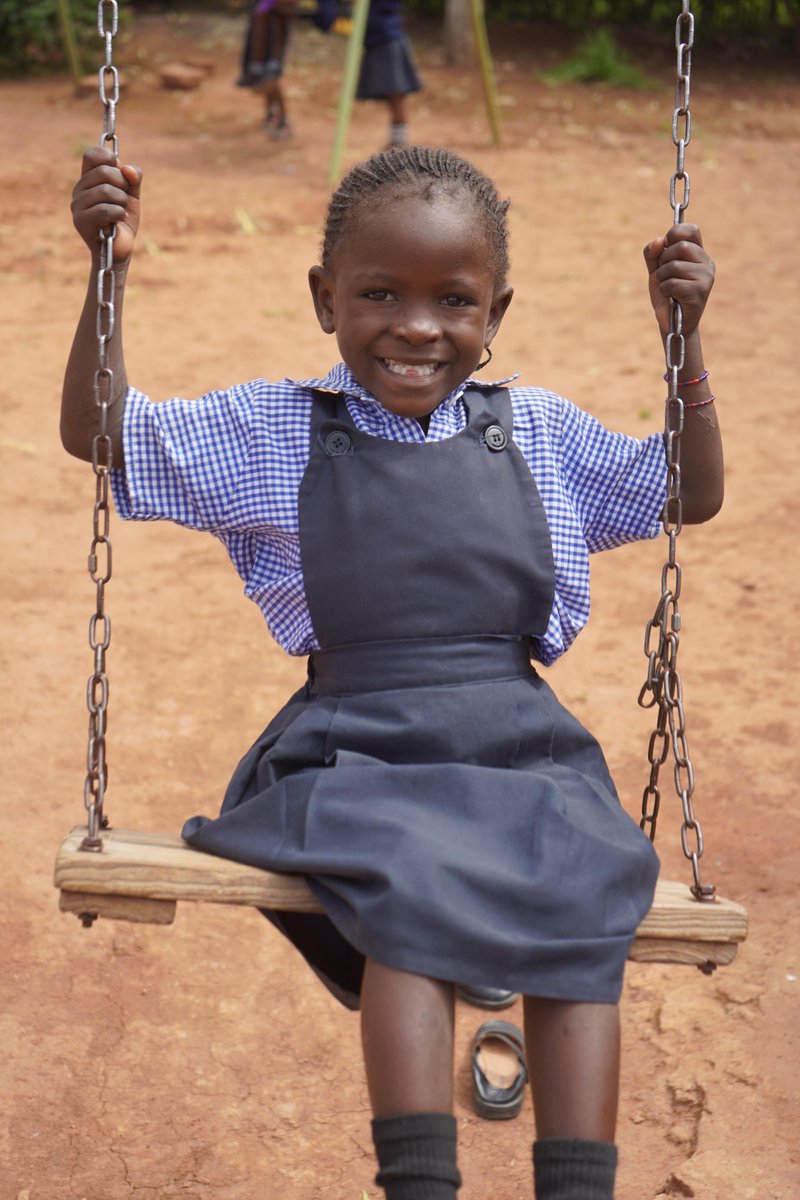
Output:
[{"xmin": 0, "ymin": 10, "xmax": 797, "ymax": 1199}]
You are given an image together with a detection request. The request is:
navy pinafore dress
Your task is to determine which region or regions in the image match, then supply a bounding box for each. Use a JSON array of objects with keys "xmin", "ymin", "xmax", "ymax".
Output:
[{"xmin": 183, "ymin": 386, "xmax": 659, "ymax": 1010}]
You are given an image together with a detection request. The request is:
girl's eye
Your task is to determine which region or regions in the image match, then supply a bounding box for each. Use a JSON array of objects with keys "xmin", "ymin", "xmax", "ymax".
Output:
[
  {"xmin": 363, "ymin": 290, "xmax": 393, "ymax": 302},
  {"xmin": 442, "ymin": 295, "xmax": 471, "ymax": 308}
]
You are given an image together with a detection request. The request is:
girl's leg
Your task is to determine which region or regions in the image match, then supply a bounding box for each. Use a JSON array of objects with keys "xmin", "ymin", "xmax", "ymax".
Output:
[
  {"xmin": 249, "ymin": 11, "xmax": 270, "ymax": 63},
  {"xmin": 361, "ymin": 957, "xmax": 454, "ymax": 1115},
  {"xmin": 267, "ymin": 12, "xmax": 291, "ymax": 64},
  {"xmin": 386, "ymin": 94, "xmax": 408, "ymax": 126},
  {"xmin": 385, "ymin": 94, "xmax": 409, "ymax": 146},
  {"xmin": 264, "ymin": 81, "xmax": 291, "ymax": 137},
  {"xmin": 524, "ymin": 997, "xmax": 619, "ymax": 1139},
  {"xmin": 361, "ymin": 958, "xmax": 460, "ymax": 1199},
  {"xmin": 524, "ymin": 997, "xmax": 620, "ymax": 1200}
]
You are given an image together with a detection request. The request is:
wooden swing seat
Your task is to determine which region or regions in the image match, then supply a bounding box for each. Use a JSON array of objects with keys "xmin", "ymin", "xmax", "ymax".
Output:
[{"xmin": 55, "ymin": 826, "xmax": 748, "ymax": 970}]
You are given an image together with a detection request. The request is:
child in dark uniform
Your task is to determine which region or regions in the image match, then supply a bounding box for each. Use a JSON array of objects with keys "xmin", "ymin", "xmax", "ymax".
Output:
[
  {"xmin": 63, "ymin": 144, "xmax": 722, "ymax": 1199},
  {"xmin": 357, "ymin": 0, "xmax": 422, "ymax": 146},
  {"xmin": 317, "ymin": 0, "xmax": 422, "ymax": 145}
]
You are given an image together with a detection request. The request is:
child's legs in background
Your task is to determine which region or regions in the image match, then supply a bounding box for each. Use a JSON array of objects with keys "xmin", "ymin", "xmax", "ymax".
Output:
[
  {"xmin": 250, "ymin": 1, "xmax": 293, "ymax": 62},
  {"xmin": 385, "ymin": 94, "xmax": 409, "ymax": 145},
  {"xmin": 267, "ymin": 10, "xmax": 292, "ymax": 64},
  {"xmin": 247, "ymin": 10, "xmax": 291, "ymax": 83},
  {"xmin": 362, "ymin": 958, "xmax": 460, "ymax": 1198},
  {"xmin": 259, "ymin": 14, "xmax": 292, "ymax": 135},
  {"xmin": 249, "ymin": 9, "xmax": 271, "ymax": 62},
  {"xmin": 264, "ymin": 80, "xmax": 287, "ymax": 125},
  {"xmin": 386, "ymin": 94, "xmax": 408, "ymax": 127}
]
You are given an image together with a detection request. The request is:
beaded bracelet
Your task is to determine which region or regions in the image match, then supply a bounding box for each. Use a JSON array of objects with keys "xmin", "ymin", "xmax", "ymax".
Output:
[
  {"xmin": 675, "ymin": 392, "xmax": 716, "ymax": 409},
  {"xmin": 663, "ymin": 369, "xmax": 710, "ymax": 386},
  {"xmin": 683, "ymin": 392, "xmax": 715, "ymax": 408}
]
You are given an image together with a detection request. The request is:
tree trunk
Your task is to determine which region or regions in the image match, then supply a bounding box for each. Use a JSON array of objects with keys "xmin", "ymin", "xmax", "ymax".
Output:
[{"xmin": 443, "ymin": 0, "xmax": 476, "ymax": 67}]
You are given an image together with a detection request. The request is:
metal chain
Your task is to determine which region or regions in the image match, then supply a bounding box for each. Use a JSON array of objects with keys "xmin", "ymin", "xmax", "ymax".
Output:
[
  {"xmin": 638, "ymin": 1, "xmax": 715, "ymax": 902},
  {"xmin": 81, "ymin": 0, "xmax": 120, "ymax": 852}
]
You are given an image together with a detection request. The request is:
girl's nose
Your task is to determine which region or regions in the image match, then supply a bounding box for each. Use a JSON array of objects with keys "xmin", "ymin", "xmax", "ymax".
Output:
[{"xmin": 391, "ymin": 304, "xmax": 442, "ymax": 343}]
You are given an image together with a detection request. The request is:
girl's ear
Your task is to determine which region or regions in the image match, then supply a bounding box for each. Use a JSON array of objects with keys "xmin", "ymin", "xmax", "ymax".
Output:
[
  {"xmin": 309, "ymin": 265, "xmax": 336, "ymax": 334},
  {"xmin": 486, "ymin": 284, "xmax": 514, "ymax": 345}
]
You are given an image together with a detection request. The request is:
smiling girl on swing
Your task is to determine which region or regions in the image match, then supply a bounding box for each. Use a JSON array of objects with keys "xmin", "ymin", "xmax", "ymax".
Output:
[{"xmin": 62, "ymin": 141, "xmax": 722, "ymax": 1199}]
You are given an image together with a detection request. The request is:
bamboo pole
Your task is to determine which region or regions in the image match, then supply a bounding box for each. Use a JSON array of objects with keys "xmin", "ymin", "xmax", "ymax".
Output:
[
  {"xmin": 55, "ymin": 0, "xmax": 85, "ymax": 86},
  {"xmin": 468, "ymin": 0, "xmax": 501, "ymax": 145},
  {"xmin": 328, "ymin": 0, "xmax": 371, "ymax": 186}
]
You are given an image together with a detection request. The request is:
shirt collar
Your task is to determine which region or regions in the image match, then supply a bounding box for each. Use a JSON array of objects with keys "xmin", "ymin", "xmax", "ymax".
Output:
[{"xmin": 296, "ymin": 362, "xmax": 521, "ymax": 408}]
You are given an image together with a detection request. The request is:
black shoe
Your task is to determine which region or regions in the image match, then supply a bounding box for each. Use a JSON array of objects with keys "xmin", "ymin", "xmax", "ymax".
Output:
[
  {"xmin": 471, "ymin": 1019, "xmax": 528, "ymax": 1120},
  {"xmin": 456, "ymin": 983, "xmax": 519, "ymax": 1010}
]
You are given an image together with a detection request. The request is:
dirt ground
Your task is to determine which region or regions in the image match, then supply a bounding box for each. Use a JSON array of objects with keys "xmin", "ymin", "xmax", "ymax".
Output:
[{"xmin": 1, "ymin": 10, "xmax": 798, "ymax": 1200}]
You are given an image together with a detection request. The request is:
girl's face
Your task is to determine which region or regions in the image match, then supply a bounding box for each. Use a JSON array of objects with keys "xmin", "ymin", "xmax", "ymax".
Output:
[{"xmin": 309, "ymin": 191, "xmax": 513, "ymax": 420}]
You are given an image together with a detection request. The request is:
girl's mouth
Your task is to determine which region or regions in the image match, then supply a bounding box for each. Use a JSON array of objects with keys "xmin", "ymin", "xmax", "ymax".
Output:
[{"xmin": 381, "ymin": 359, "xmax": 442, "ymax": 379}]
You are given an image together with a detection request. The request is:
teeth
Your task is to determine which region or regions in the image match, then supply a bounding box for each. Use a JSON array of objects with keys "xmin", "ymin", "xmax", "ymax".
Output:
[{"xmin": 383, "ymin": 359, "xmax": 439, "ymax": 378}]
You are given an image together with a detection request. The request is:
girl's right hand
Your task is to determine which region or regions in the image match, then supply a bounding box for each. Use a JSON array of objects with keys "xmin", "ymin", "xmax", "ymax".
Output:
[{"xmin": 71, "ymin": 146, "xmax": 142, "ymax": 263}]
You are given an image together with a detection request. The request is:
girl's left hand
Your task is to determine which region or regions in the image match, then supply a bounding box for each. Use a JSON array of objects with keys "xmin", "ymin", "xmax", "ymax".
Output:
[{"xmin": 643, "ymin": 223, "xmax": 715, "ymax": 336}]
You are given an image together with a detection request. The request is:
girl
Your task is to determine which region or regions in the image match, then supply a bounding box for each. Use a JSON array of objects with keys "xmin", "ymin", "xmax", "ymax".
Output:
[
  {"xmin": 63, "ymin": 144, "xmax": 722, "ymax": 1200},
  {"xmin": 316, "ymin": 0, "xmax": 423, "ymax": 145},
  {"xmin": 356, "ymin": 1, "xmax": 422, "ymax": 147}
]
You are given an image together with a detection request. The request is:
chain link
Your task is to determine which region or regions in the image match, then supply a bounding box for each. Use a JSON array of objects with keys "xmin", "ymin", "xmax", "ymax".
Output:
[
  {"xmin": 638, "ymin": 2, "xmax": 715, "ymax": 902},
  {"xmin": 81, "ymin": 1, "xmax": 120, "ymax": 852}
]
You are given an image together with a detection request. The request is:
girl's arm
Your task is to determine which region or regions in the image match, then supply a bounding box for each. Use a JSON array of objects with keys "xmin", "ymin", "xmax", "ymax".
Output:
[
  {"xmin": 643, "ymin": 224, "xmax": 723, "ymax": 525},
  {"xmin": 61, "ymin": 147, "xmax": 142, "ymax": 467}
]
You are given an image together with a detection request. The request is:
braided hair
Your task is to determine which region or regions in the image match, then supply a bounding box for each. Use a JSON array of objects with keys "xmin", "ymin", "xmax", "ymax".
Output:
[{"xmin": 322, "ymin": 145, "xmax": 511, "ymax": 288}]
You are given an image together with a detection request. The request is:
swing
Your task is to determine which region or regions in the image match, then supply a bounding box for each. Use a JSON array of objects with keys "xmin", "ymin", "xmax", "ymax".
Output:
[{"xmin": 55, "ymin": 2, "xmax": 747, "ymax": 973}]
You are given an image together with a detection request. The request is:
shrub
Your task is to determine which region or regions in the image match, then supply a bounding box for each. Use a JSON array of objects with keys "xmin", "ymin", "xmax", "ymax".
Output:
[
  {"xmin": 0, "ymin": 0, "xmax": 101, "ymax": 77},
  {"xmin": 542, "ymin": 27, "xmax": 653, "ymax": 88}
]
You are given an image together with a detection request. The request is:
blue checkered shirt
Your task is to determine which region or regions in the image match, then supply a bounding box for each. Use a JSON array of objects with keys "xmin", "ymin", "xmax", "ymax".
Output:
[{"xmin": 111, "ymin": 362, "xmax": 666, "ymax": 665}]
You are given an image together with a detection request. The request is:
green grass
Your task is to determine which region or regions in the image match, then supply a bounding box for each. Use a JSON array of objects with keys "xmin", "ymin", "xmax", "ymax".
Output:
[{"xmin": 542, "ymin": 28, "xmax": 653, "ymax": 89}]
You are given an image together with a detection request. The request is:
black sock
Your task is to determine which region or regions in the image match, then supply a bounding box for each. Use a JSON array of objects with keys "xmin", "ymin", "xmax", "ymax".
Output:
[
  {"xmin": 372, "ymin": 1112, "xmax": 461, "ymax": 1200},
  {"xmin": 533, "ymin": 1138, "xmax": 618, "ymax": 1200}
]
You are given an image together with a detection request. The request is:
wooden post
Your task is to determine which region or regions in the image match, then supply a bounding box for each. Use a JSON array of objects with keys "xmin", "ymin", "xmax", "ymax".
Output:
[
  {"xmin": 328, "ymin": 0, "xmax": 371, "ymax": 187},
  {"xmin": 55, "ymin": 0, "xmax": 84, "ymax": 86},
  {"xmin": 468, "ymin": 0, "xmax": 501, "ymax": 146}
]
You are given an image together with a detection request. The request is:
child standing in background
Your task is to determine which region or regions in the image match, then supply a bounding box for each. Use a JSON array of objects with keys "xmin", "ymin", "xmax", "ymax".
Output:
[
  {"xmin": 237, "ymin": 0, "xmax": 296, "ymax": 138},
  {"xmin": 357, "ymin": 0, "xmax": 422, "ymax": 146},
  {"xmin": 64, "ymin": 143, "xmax": 722, "ymax": 1199},
  {"xmin": 317, "ymin": 0, "xmax": 423, "ymax": 145}
]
